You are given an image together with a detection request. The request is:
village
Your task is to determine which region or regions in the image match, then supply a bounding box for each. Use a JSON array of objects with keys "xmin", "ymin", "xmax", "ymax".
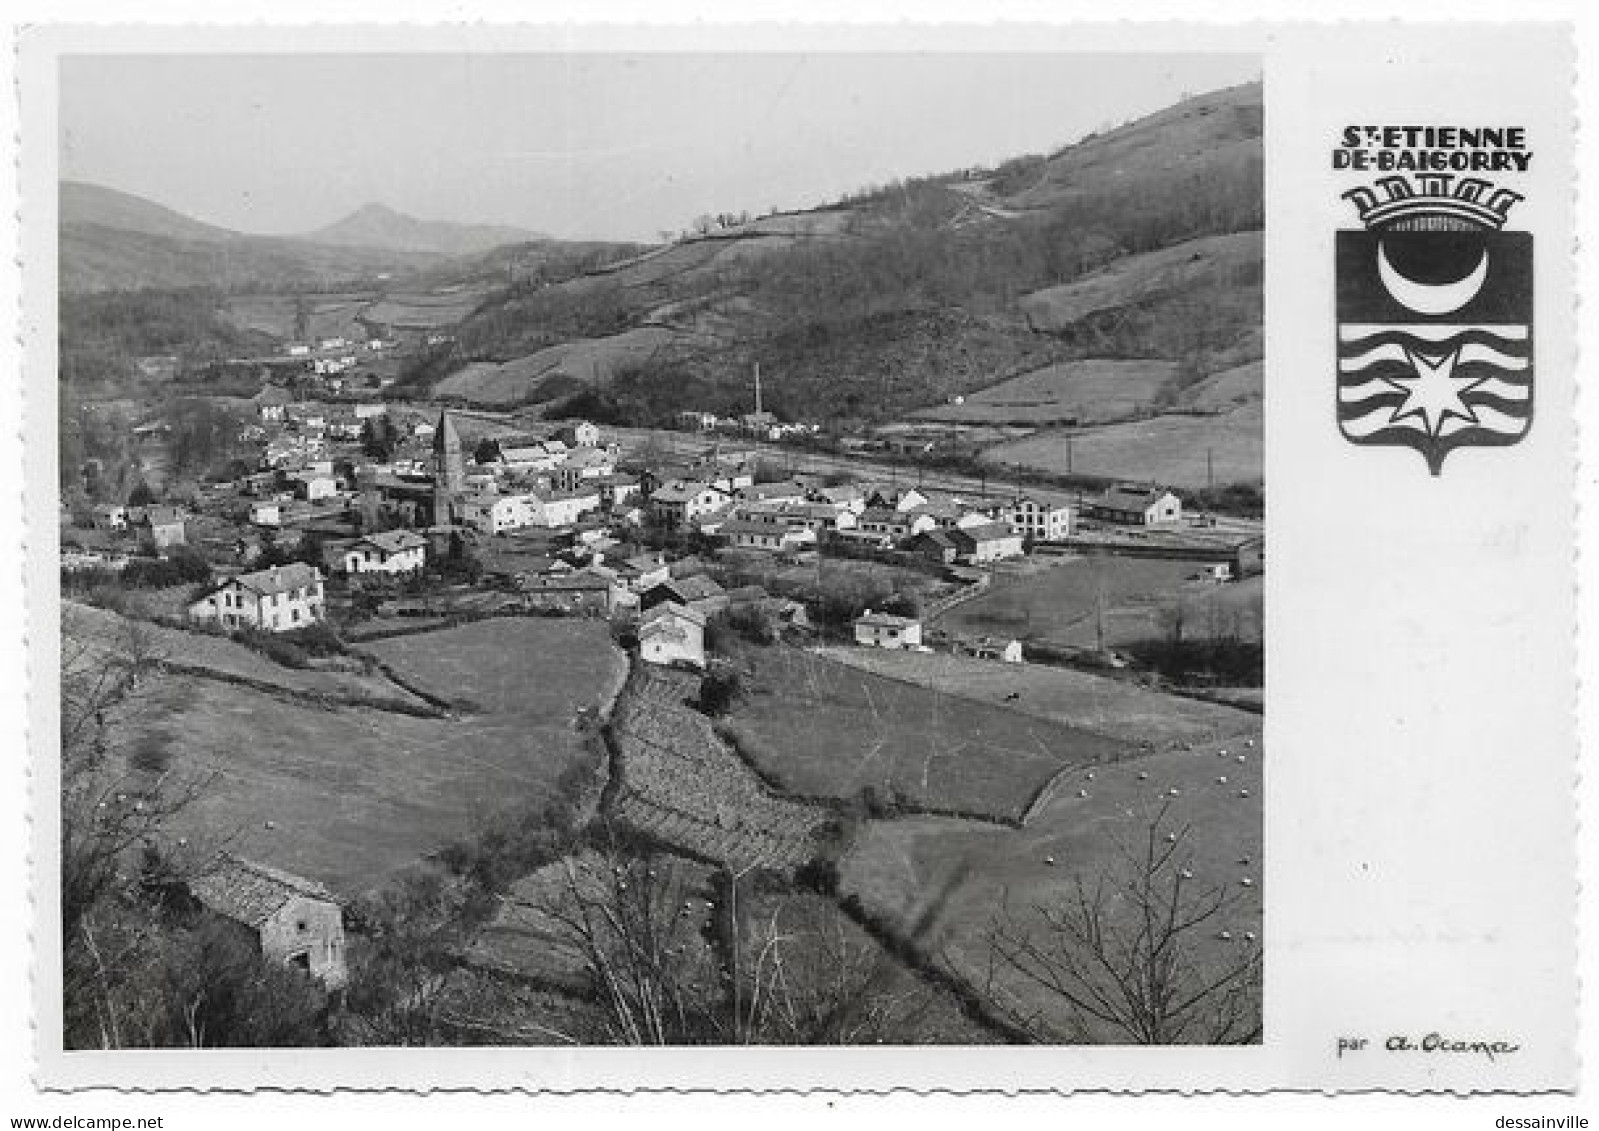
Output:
[{"xmin": 63, "ymin": 362, "xmax": 1263, "ymax": 677}]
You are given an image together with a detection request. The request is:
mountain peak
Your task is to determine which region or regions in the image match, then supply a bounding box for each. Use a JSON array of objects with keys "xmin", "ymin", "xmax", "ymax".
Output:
[{"xmin": 306, "ymin": 203, "xmax": 544, "ymax": 256}]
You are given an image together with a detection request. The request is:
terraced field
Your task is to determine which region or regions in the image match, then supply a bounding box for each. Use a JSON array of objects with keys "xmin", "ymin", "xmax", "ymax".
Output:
[{"xmin": 609, "ymin": 666, "xmax": 830, "ymax": 871}]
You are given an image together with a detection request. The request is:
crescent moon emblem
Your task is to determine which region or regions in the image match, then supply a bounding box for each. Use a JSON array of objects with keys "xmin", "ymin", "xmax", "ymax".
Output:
[{"xmin": 1377, "ymin": 241, "xmax": 1490, "ymax": 317}]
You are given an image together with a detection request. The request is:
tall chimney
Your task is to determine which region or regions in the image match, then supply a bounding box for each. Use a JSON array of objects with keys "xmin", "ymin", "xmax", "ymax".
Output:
[{"xmin": 754, "ymin": 361, "xmax": 763, "ymax": 416}]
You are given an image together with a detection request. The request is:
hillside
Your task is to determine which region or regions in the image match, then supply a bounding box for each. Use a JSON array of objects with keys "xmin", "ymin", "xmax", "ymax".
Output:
[
  {"xmin": 416, "ymin": 82, "xmax": 1264, "ymax": 439},
  {"xmin": 305, "ymin": 202, "xmax": 546, "ymax": 257}
]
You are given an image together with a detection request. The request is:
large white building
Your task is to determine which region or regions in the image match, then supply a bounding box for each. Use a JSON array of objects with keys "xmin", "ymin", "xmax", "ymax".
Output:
[
  {"xmin": 188, "ymin": 563, "xmax": 325, "ymax": 633},
  {"xmin": 1002, "ymin": 496, "xmax": 1074, "ymax": 542}
]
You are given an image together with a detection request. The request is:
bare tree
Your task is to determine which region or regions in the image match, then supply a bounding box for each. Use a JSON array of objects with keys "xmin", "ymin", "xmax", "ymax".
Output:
[{"xmin": 983, "ymin": 803, "xmax": 1261, "ymax": 1044}]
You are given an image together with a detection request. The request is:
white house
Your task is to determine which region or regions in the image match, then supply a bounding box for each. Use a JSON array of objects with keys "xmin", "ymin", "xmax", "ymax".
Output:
[
  {"xmin": 556, "ymin": 420, "xmax": 601, "ymax": 448},
  {"xmin": 1002, "ymin": 496, "xmax": 1074, "ymax": 542},
  {"xmin": 248, "ymin": 500, "xmax": 282, "ymax": 527},
  {"xmin": 342, "ymin": 530, "xmax": 427, "ymax": 575},
  {"xmin": 188, "ymin": 854, "xmax": 347, "ymax": 989},
  {"xmin": 853, "ymin": 611, "xmax": 923, "ymax": 650},
  {"xmin": 533, "ymin": 488, "xmax": 603, "ymax": 528},
  {"xmin": 290, "ymin": 472, "xmax": 339, "ymax": 502},
  {"xmin": 462, "ymin": 492, "xmax": 533, "ymax": 535},
  {"xmin": 188, "ymin": 562, "xmax": 326, "ymax": 633},
  {"xmin": 639, "ymin": 602, "xmax": 707, "ymax": 669},
  {"xmin": 949, "ymin": 522, "xmax": 1026, "ymax": 565},
  {"xmin": 720, "ymin": 519, "xmax": 815, "ymax": 553},
  {"xmin": 649, "ymin": 480, "xmax": 732, "ymax": 529}
]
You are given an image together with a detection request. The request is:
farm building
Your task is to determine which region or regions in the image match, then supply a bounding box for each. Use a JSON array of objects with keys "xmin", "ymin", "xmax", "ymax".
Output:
[
  {"xmin": 133, "ymin": 506, "xmax": 186, "ymax": 551},
  {"xmin": 641, "ymin": 575, "xmax": 729, "ymax": 617},
  {"xmin": 1087, "ymin": 485, "xmax": 1184, "ymax": 526},
  {"xmin": 908, "ymin": 529, "xmax": 961, "ymax": 564},
  {"xmin": 248, "ymin": 500, "xmax": 282, "ymax": 527},
  {"xmin": 639, "ymin": 601, "xmax": 706, "ymax": 669},
  {"xmin": 1001, "ymin": 496, "xmax": 1074, "ymax": 542},
  {"xmin": 522, "ymin": 565, "xmax": 626, "ymax": 616},
  {"xmin": 187, "ymin": 854, "xmax": 347, "ymax": 990},
  {"xmin": 343, "ymin": 530, "xmax": 427, "ymax": 575},
  {"xmin": 188, "ymin": 562, "xmax": 325, "ymax": 633},
  {"xmin": 949, "ymin": 522, "xmax": 1025, "ymax": 565},
  {"xmin": 854, "ymin": 610, "xmax": 923, "ymax": 650}
]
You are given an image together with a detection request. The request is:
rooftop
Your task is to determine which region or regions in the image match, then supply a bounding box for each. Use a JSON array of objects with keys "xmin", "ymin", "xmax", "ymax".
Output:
[{"xmin": 188, "ymin": 854, "xmax": 339, "ymax": 929}]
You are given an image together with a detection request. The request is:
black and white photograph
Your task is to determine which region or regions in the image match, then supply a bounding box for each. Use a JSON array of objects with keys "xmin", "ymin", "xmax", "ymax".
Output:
[
  {"xmin": 15, "ymin": 16, "xmax": 1583, "ymax": 1109},
  {"xmin": 51, "ymin": 49, "xmax": 1266, "ymax": 1051}
]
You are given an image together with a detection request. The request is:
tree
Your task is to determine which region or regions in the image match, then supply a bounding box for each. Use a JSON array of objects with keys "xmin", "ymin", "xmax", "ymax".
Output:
[{"xmin": 983, "ymin": 803, "xmax": 1261, "ymax": 1044}]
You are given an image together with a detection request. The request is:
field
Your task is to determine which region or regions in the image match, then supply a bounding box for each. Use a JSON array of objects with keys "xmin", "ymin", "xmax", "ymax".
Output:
[
  {"xmin": 362, "ymin": 288, "xmax": 492, "ymax": 331},
  {"xmin": 431, "ymin": 326, "xmax": 689, "ymax": 406},
  {"xmin": 726, "ymin": 648, "xmax": 1138, "ymax": 822},
  {"xmin": 362, "ymin": 616, "xmax": 627, "ymax": 717},
  {"xmin": 840, "ymin": 729, "xmax": 1262, "ymax": 1042},
  {"xmin": 936, "ymin": 555, "xmax": 1263, "ymax": 651},
  {"xmin": 65, "ymin": 602, "xmax": 430, "ymax": 712},
  {"xmin": 910, "ymin": 359, "xmax": 1176, "ymax": 426},
  {"xmin": 979, "ymin": 403, "xmax": 1263, "ymax": 488},
  {"xmin": 220, "ymin": 293, "xmax": 378, "ymax": 343},
  {"xmin": 1016, "ymin": 231, "xmax": 1262, "ymax": 332},
  {"xmin": 119, "ymin": 617, "xmax": 626, "ymax": 895},
  {"xmin": 813, "ymin": 646, "xmax": 1256, "ymax": 748}
]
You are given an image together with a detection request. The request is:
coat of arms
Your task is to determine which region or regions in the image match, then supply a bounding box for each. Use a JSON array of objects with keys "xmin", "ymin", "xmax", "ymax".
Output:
[{"xmin": 1336, "ymin": 173, "xmax": 1533, "ymax": 475}]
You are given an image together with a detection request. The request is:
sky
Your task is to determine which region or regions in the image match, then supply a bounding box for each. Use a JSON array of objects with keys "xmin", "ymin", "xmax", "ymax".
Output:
[{"xmin": 60, "ymin": 53, "xmax": 1259, "ymax": 243}]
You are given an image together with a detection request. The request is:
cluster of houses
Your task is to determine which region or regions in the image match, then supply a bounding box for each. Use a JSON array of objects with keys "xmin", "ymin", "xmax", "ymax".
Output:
[{"xmin": 644, "ymin": 474, "xmax": 1078, "ymax": 567}]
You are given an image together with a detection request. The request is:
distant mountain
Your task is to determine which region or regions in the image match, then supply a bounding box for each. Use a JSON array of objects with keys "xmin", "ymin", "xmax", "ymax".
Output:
[
  {"xmin": 58, "ymin": 182, "xmax": 549, "ymax": 293},
  {"xmin": 59, "ymin": 182, "xmax": 455, "ymax": 293},
  {"xmin": 60, "ymin": 181, "xmax": 238, "ymax": 244},
  {"xmin": 305, "ymin": 203, "xmax": 546, "ymax": 257}
]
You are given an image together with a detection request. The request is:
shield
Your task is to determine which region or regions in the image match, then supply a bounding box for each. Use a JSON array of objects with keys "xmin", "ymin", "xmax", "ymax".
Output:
[{"xmin": 1336, "ymin": 227, "xmax": 1533, "ymax": 475}]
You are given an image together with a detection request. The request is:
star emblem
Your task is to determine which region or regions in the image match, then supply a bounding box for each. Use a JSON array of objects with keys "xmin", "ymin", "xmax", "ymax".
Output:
[{"xmin": 1383, "ymin": 347, "xmax": 1486, "ymax": 437}]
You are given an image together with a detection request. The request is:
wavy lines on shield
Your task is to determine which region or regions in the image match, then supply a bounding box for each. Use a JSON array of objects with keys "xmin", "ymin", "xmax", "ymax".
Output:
[
  {"xmin": 1339, "ymin": 323, "xmax": 1529, "ymax": 344},
  {"xmin": 1336, "ymin": 320, "xmax": 1533, "ymax": 473}
]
